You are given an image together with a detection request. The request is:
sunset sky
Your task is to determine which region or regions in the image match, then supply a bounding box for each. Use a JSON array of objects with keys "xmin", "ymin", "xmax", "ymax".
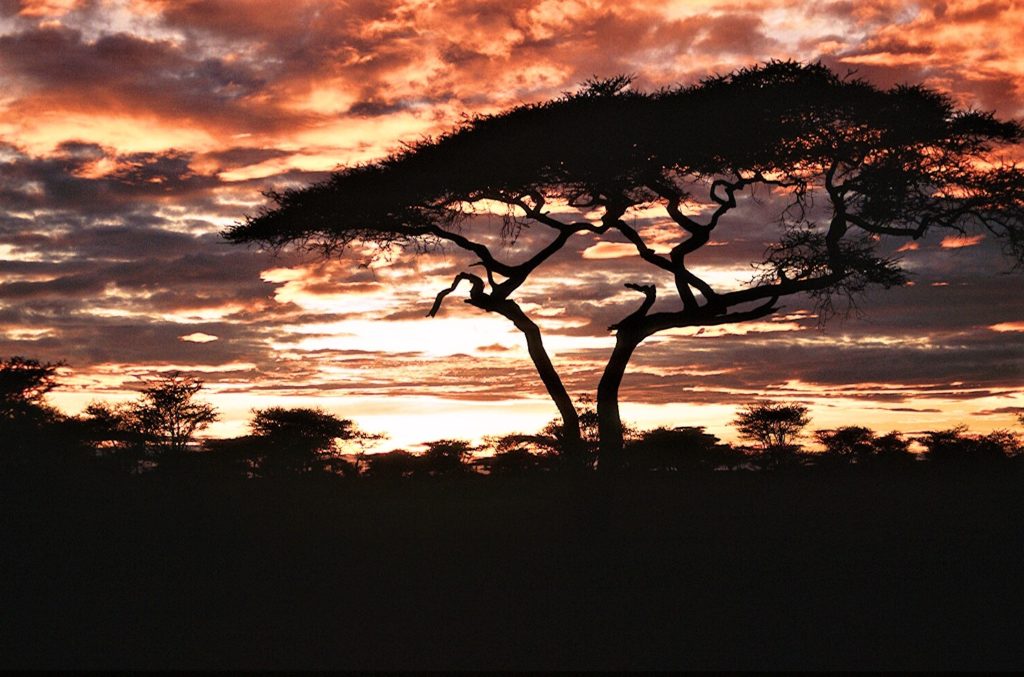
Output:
[{"xmin": 1, "ymin": 0, "xmax": 1022, "ymax": 449}]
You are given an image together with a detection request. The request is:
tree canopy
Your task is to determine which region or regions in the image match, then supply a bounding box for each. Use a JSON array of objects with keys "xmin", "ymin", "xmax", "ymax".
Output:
[
  {"xmin": 0, "ymin": 356, "xmax": 62, "ymax": 422},
  {"xmin": 131, "ymin": 374, "xmax": 218, "ymax": 455},
  {"xmin": 227, "ymin": 61, "xmax": 1024, "ymax": 468},
  {"xmin": 247, "ymin": 406, "xmax": 370, "ymax": 477}
]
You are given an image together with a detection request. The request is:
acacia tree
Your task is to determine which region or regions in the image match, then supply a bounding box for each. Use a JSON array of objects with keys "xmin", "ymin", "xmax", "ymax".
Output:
[
  {"xmin": 226, "ymin": 62, "xmax": 1024, "ymax": 469},
  {"xmin": 131, "ymin": 374, "xmax": 218, "ymax": 456},
  {"xmin": 0, "ymin": 356, "xmax": 62, "ymax": 423},
  {"xmin": 734, "ymin": 402, "xmax": 810, "ymax": 451},
  {"xmin": 1, "ymin": 356, "xmax": 66, "ymax": 464},
  {"xmin": 248, "ymin": 406, "xmax": 376, "ymax": 476}
]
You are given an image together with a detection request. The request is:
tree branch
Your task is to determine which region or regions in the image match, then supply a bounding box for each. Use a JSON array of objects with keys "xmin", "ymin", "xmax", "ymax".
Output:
[
  {"xmin": 717, "ymin": 271, "xmax": 844, "ymax": 308},
  {"xmin": 609, "ymin": 283, "xmax": 657, "ymax": 331},
  {"xmin": 614, "ymin": 219, "xmax": 673, "ymax": 270},
  {"xmin": 847, "ymin": 213, "xmax": 929, "ymax": 239},
  {"xmin": 426, "ymin": 272, "xmax": 486, "ymax": 317},
  {"xmin": 641, "ymin": 295, "xmax": 779, "ymax": 337}
]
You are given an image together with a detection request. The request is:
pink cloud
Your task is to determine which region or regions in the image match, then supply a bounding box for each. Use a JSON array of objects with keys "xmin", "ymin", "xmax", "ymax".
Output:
[{"xmin": 940, "ymin": 234, "xmax": 986, "ymax": 248}]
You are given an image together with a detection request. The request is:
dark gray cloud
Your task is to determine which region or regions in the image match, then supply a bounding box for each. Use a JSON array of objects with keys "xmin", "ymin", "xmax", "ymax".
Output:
[
  {"xmin": 0, "ymin": 24, "xmax": 304, "ymax": 134},
  {"xmin": 0, "ymin": 143, "xmax": 218, "ymax": 215},
  {"xmin": 693, "ymin": 14, "xmax": 781, "ymax": 55}
]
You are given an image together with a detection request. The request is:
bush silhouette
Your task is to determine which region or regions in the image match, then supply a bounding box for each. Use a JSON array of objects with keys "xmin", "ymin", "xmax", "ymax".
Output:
[
  {"xmin": 920, "ymin": 427, "xmax": 1021, "ymax": 464},
  {"xmin": 247, "ymin": 407, "xmax": 365, "ymax": 478},
  {"xmin": 488, "ymin": 447, "xmax": 547, "ymax": 475},
  {"xmin": 867, "ymin": 431, "xmax": 917, "ymax": 467},
  {"xmin": 734, "ymin": 402, "xmax": 810, "ymax": 468},
  {"xmin": 418, "ymin": 439, "xmax": 476, "ymax": 476},
  {"xmin": 625, "ymin": 426, "xmax": 745, "ymax": 472},
  {"xmin": 815, "ymin": 426, "xmax": 876, "ymax": 465},
  {"xmin": 128, "ymin": 374, "xmax": 219, "ymax": 460},
  {"xmin": 78, "ymin": 402, "xmax": 151, "ymax": 473},
  {"xmin": 0, "ymin": 356, "xmax": 86, "ymax": 471},
  {"xmin": 363, "ymin": 449, "xmax": 420, "ymax": 479}
]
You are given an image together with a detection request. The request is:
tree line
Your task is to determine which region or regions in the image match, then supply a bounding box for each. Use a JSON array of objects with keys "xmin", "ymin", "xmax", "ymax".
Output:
[{"xmin": 3, "ymin": 356, "xmax": 1022, "ymax": 479}]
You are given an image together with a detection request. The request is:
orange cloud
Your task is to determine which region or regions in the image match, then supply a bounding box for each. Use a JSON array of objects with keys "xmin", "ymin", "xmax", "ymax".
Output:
[
  {"xmin": 940, "ymin": 234, "xmax": 986, "ymax": 248},
  {"xmin": 17, "ymin": 0, "xmax": 83, "ymax": 17},
  {"xmin": 582, "ymin": 242, "xmax": 636, "ymax": 260},
  {"xmin": 990, "ymin": 321, "xmax": 1024, "ymax": 333}
]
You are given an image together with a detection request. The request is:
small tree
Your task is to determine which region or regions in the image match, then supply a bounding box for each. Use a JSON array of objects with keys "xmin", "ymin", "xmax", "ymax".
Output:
[
  {"xmin": 920, "ymin": 426, "xmax": 1019, "ymax": 464},
  {"xmin": 0, "ymin": 356, "xmax": 72, "ymax": 468},
  {"xmin": 488, "ymin": 446, "xmax": 547, "ymax": 475},
  {"xmin": 734, "ymin": 402, "xmax": 809, "ymax": 467},
  {"xmin": 870, "ymin": 431, "xmax": 917, "ymax": 466},
  {"xmin": 363, "ymin": 449, "xmax": 419, "ymax": 479},
  {"xmin": 815, "ymin": 426, "xmax": 877, "ymax": 464},
  {"xmin": 626, "ymin": 426, "xmax": 743, "ymax": 471},
  {"xmin": 419, "ymin": 439, "xmax": 476, "ymax": 476},
  {"xmin": 129, "ymin": 374, "xmax": 218, "ymax": 456},
  {"xmin": 247, "ymin": 407, "xmax": 373, "ymax": 477},
  {"xmin": 79, "ymin": 401, "xmax": 150, "ymax": 472},
  {"xmin": 0, "ymin": 356, "xmax": 62, "ymax": 422},
  {"xmin": 734, "ymin": 402, "xmax": 810, "ymax": 450}
]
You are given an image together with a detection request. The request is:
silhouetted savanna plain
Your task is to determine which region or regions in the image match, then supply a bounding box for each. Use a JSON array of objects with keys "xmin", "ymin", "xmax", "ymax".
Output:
[{"xmin": 2, "ymin": 358, "xmax": 1024, "ymax": 670}]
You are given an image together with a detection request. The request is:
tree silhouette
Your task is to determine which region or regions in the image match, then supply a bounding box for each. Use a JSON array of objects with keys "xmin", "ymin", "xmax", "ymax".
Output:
[
  {"xmin": 246, "ymin": 406, "xmax": 372, "ymax": 477},
  {"xmin": 919, "ymin": 426, "xmax": 1021, "ymax": 464},
  {"xmin": 0, "ymin": 356, "xmax": 62, "ymax": 423},
  {"xmin": 815, "ymin": 426, "xmax": 877, "ymax": 465},
  {"xmin": 487, "ymin": 445, "xmax": 548, "ymax": 475},
  {"xmin": 79, "ymin": 401, "xmax": 150, "ymax": 472},
  {"xmin": 625, "ymin": 426, "xmax": 744, "ymax": 471},
  {"xmin": 128, "ymin": 374, "xmax": 218, "ymax": 457},
  {"xmin": 363, "ymin": 449, "xmax": 419, "ymax": 478},
  {"xmin": 226, "ymin": 61, "xmax": 1024, "ymax": 469},
  {"xmin": 871, "ymin": 431, "xmax": 916, "ymax": 465},
  {"xmin": 491, "ymin": 396, "xmax": 631, "ymax": 471},
  {"xmin": 418, "ymin": 439, "xmax": 476, "ymax": 476},
  {"xmin": 0, "ymin": 356, "xmax": 68, "ymax": 467},
  {"xmin": 734, "ymin": 402, "xmax": 810, "ymax": 466}
]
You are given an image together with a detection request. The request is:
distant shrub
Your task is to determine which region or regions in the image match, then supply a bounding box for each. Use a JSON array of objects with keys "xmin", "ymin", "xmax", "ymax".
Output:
[
  {"xmin": 813, "ymin": 427, "xmax": 919, "ymax": 468},
  {"xmin": 919, "ymin": 426, "xmax": 1021, "ymax": 464},
  {"xmin": 869, "ymin": 431, "xmax": 917, "ymax": 466},
  {"xmin": 482, "ymin": 433, "xmax": 562, "ymax": 474},
  {"xmin": 0, "ymin": 356, "xmax": 93, "ymax": 472},
  {"xmin": 363, "ymin": 449, "xmax": 420, "ymax": 479},
  {"xmin": 78, "ymin": 402, "xmax": 151, "ymax": 473},
  {"xmin": 419, "ymin": 439, "xmax": 476, "ymax": 476},
  {"xmin": 625, "ymin": 426, "xmax": 745, "ymax": 471},
  {"xmin": 815, "ymin": 426, "xmax": 876, "ymax": 463},
  {"xmin": 488, "ymin": 447, "xmax": 547, "ymax": 475},
  {"xmin": 734, "ymin": 402, "xmax": 810, "ymax": 450},
  {"xmin": 248, "ymin": 407, "xmax": 364, "ymax": 477}
]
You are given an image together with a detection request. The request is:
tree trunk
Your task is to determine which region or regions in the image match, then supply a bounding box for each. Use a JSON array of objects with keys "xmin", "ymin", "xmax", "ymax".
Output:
[
  {"xmin": 502, "ymin": 303, "xmax": 585, "ymax": 463},
  {"xmin": 596, "ymin": 333, "xmax": 641, "ymax": 471}
]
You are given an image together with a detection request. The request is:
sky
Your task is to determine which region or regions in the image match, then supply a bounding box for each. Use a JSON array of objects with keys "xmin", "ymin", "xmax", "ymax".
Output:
[{"xmin": 1, "ymin": 0, "xmax": 1022, "ymax": 450}]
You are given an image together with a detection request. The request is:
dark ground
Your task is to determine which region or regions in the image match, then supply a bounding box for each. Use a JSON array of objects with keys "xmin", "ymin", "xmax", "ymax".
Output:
[{"xmin": 2, "ymin": 466, "xmax": 1023, "ymax": 670}]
